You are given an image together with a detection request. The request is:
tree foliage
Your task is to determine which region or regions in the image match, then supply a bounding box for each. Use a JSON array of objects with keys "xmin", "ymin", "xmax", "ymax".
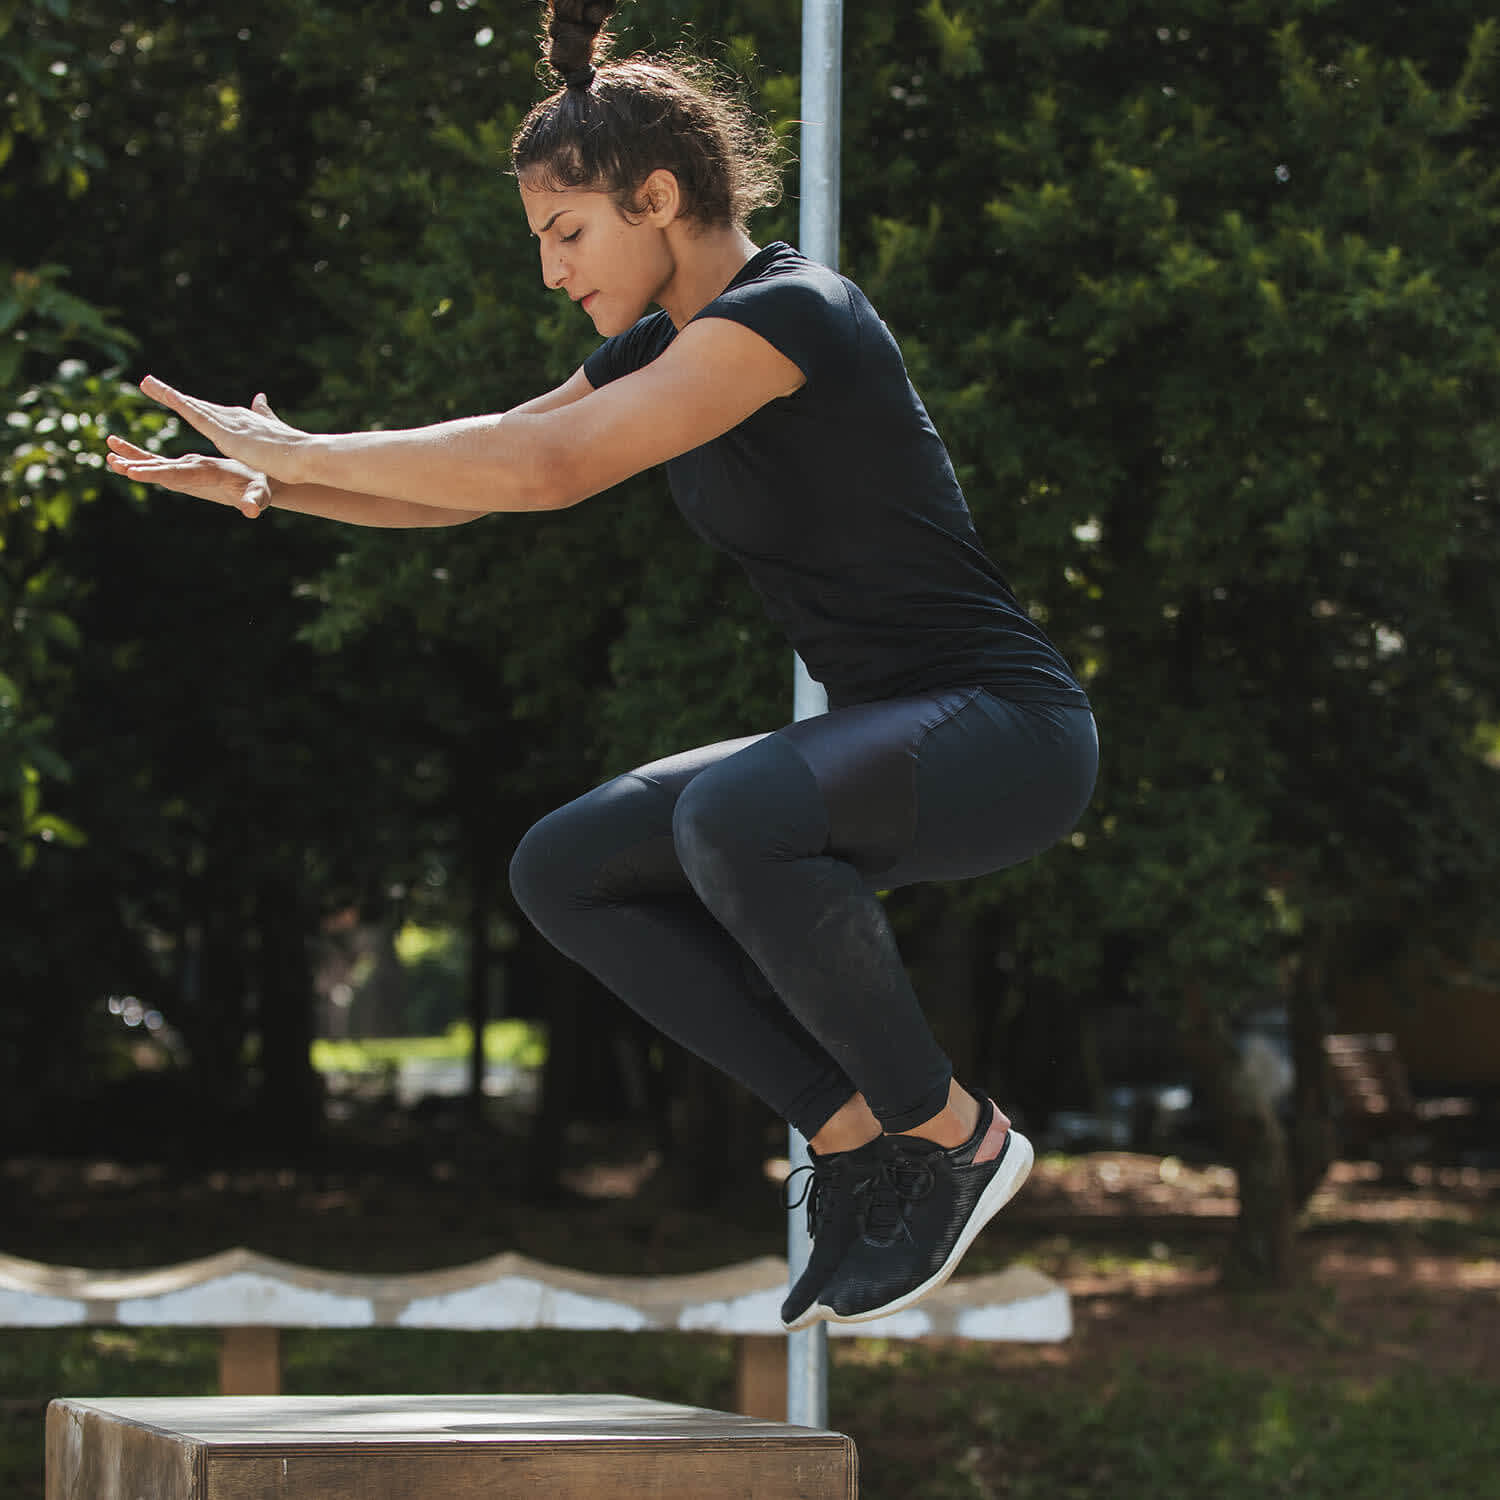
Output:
[
  {"xmin": 1, "ymin": 2, "xmax": 164, "ymax": 863},
  {"xmin": 2, "ymin": 0, "xmax": 1498, "ymax": 1279},
  {"xmin": 837, "ymin": 0, "xmax": 1500, "ymax": 1280}
]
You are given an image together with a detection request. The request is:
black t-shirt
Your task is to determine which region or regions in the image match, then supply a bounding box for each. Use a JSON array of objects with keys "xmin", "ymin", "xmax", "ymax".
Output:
[{"xmin": 583, "ymin": 241, "xmax": 1089, "ymax": 711}]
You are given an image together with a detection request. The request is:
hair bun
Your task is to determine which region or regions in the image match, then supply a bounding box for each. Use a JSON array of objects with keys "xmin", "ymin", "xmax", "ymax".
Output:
[{"xmin": 545, "ymin": 0, "xmax": 619, "ymax": 82}]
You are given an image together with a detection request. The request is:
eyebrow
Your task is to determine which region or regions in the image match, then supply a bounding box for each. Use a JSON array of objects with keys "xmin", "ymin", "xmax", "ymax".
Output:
[{"xmin": 531, "ymin": 210, "xmax": 569, "ymax": 238}]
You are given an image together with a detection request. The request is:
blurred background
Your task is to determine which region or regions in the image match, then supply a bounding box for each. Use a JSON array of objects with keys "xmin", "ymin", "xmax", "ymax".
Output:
[{"xmin": 2, "ymin": 2, "xmax": 1498, "ymax": 1495}]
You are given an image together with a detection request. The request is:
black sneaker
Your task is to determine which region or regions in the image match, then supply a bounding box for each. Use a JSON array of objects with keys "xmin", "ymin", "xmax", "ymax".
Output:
[
  {"xmin": 813, "ymin": 1096, "xmax": 1033, "ymax": 1325},
  {"xmin": 779, "ymin": 1135, "xmax": 887, "ymax": 1331}
]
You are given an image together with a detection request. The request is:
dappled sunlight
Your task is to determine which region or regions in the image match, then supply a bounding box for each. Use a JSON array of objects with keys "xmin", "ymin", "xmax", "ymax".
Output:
[
  {"xmin": 1303, "ymin": 1160, "xmax": 1499, "ymax": 1229},
  {"xmin": 1015, "ymin": 1152, "xmax": 1240, "ymax": 1221}
]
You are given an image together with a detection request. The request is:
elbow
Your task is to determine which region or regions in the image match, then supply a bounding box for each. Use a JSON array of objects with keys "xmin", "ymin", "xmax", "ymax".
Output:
[
  {"xmin": 505, "ymin": 419, "xmax": 590, "ymax": 512},
  {"xmin": 529, "ymin": 484, "xmax": 589, "ymax": 513},
  {"xmin": 523, "ymin": 452, "xmax": 592, "ymax": 512},
  {"xmin": 506, "ymin": 480, "xmax": 584, "ymax": 514}
]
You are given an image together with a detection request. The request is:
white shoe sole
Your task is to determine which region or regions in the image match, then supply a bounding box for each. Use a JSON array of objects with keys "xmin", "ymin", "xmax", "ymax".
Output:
[
  {"xmin": 811, "ymin": 1129, "xmax": 1035, "ymax": 1327},
  {"xmin": 781, "ymin": 1299, "xmax": 824, "ymax": 1333}
]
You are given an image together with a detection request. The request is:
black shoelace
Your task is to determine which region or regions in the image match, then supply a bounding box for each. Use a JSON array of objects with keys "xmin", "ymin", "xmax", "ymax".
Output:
[
  {"xmin": 782, "ymin": 1161, "xmax": 833, "ymax": 1239},
  {"xmin": 852, "ymin": 1153, "xmax": 936, "ymax": 1246}
]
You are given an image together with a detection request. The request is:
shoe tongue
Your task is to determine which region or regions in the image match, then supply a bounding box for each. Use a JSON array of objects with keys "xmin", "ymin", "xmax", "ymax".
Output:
[
  {"xmin": 810, "ymin": 1135, "xmax": 885, "ymax": 1177},
  {"xmin": 890, "ymin": 1132, "xmax": 943, "ymax": 1158},
  {"xmin": 821, "ymin": 1135, "xmax": 886, "ymax": 1168}
]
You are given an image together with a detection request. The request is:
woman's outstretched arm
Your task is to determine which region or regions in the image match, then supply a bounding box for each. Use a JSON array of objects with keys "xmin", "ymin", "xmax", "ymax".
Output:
[
  {"xmin": 105, "ymin": 369, "xmax": 598, "ymax": 524},
  {"xmin": 104, "ymin": 437, "xmax": 485, "ymax": 526},
  {"xmin": 133, "ymin": 318, "xmax": 804, "ymax": 515}
]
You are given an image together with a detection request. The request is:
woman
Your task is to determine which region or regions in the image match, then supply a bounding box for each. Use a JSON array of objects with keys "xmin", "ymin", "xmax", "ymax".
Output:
[{"xmin": 104, "ymin": 0, "xmax": 1097, "ymax": 1329}]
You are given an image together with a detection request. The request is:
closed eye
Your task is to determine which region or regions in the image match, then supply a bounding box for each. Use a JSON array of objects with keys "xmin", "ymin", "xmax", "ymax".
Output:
[{"xmin": 560, "ymin": 229, "xmax": 581, "ymax": 244}]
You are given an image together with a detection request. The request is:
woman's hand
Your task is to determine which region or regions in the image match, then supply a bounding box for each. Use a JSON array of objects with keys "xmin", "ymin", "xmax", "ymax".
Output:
[
  {"xmin": 137, "ymin": 377, "xmax": 311, "ymax": 482},
  {"xmin": 105, "ymin": 435, "xmax": 275, "ymax": 518}
]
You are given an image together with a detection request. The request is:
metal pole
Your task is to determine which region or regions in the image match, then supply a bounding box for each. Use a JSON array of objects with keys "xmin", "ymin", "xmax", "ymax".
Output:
[
  {"xmin": 787, "ymin": 0, "xmax": 841, "ymax": 1432},
  {"xmin": 798, "ymin": 0, "xmax": 842, "ymax": 270}
]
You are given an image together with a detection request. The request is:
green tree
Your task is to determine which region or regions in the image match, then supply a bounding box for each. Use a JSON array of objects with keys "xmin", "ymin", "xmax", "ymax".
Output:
[
  {"xmin": 0, "ymin": 0, "xmax": 395, "ymax": 1143},
  {"xmin": 238, "ymin": 0, "xmax": 1500, "ymax": 1270},
  {"xmin": 0, "ymin": 1, "xmax": 157, "ymax": 863},
  {"xmin": 8, "ymin": 0, "xmax": 1499, "ymax": 1291},
  {"xmin": 839, "ymin": 1, "xmax": 1500, "ymax": 1282}
]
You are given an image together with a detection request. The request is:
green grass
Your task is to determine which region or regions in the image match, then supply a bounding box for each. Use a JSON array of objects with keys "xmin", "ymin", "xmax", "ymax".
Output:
[
  {"xmin": 309, "ymin": 1019, "xmax": 546, "ymax": 1075},
  {"xmin": 839, "ymin": 1345, "xmax": 1500, "ymax": 1499},
  {"xmin": 6, "ymin": 1328, "xmax": 1498, "ymax": 1500}
]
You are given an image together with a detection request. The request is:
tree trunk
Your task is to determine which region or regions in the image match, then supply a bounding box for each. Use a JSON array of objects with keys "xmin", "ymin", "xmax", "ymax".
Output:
[
  {"xmin": 524, "ymin": 937, "xmax": 581, "ymax": 1199},
  {"xmin": 1179, "ymin": 986, "xmax": 1297, "ymax": 1289},
  {"xmin": 465, "ymin": 833, "xmax": 495, "ymax": 1126},
  {"xmin": 1288, "ymin": 926, "xmax": 1339, "ymax": 1209},
  {"xmin": 181, "ymin": 853, "xmax": 252, "ymax": 1139},
  {"xmin": 253, "ymin": 877, "xmax": 323, "ymax": 1152}
]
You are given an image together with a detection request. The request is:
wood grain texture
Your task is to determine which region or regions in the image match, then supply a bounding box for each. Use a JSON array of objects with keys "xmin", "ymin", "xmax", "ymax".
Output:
[
  {"xmin": 47, "ymin": 1399, "xmax": 201, "ymax": 1500},
  {"xmin": 207, "ymin": 1443, "xmax": 856, "ymax": 1499}
]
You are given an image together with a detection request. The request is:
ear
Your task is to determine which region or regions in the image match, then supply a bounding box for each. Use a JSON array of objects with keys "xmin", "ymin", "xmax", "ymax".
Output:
[{"xmin": 640, "ymin": 168, "xmax": 684, "ymax": 225}]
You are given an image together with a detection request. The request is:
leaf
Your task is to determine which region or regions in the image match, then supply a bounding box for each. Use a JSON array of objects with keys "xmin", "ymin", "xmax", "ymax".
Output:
[
  {"xmin": 41, "ymin": 610, "xmax": 82, "ymax": 649},
  {"xmin": 23, "ymin": 813, "xmax": 86, "ymax": 847}
]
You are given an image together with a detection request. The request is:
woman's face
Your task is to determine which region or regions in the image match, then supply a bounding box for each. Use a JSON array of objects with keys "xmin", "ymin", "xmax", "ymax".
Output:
[{"xmin": 519, "ymin": 177, "xmax": 675, "ymax": 338}]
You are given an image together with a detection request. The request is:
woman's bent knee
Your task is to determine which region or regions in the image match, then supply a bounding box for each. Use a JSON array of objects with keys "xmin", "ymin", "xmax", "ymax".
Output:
[
  {"xmin": 508, "ymin": 807, "xmax": 578, "ymax": 928},
  {"xmin": 511, "ymin": 773, "xmax": 691, "ymax": 930}
]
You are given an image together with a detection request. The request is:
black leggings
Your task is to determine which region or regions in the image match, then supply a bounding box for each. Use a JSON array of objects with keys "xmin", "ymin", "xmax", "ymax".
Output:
[{"xmin": 509, "ymin": 688, "xmax": 1098, "ymax": 1139}]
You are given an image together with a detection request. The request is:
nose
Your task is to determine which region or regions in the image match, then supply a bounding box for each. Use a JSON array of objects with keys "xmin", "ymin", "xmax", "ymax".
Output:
[{"xmin": 540, "ymin": 242, "xmax": 567, "ymax": 291}]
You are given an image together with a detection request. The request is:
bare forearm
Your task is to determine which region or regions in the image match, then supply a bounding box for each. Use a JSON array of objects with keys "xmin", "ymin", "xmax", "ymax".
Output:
[
  {"xmin": 297, "ymin": 413, "xmax": 566, "ymax": 514},
  {"xmin": 268, "ymin": 478, "xmax": 485, "ymax": 528}
]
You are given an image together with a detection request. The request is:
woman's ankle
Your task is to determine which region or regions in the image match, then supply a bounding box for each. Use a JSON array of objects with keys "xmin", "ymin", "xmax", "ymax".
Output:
[
  {"xmin": 895, "ymin": 1080, "xmax": 983, "ymax": 1148},
  {"xmin": 807, "ymin": 1093, "xmax": 882, "ymax": 1155}
]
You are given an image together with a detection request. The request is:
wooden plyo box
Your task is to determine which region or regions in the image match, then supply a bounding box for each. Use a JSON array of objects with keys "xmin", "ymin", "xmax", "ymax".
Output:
[{"xmin": 46, "ymin": 1393, "xmax": 859, "ymax": 1499}]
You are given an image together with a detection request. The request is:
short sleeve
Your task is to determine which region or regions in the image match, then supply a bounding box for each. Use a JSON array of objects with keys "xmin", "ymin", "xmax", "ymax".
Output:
[
  {"xmin": 583, "ymin": 309, "xmax": 675, "ymax": 388},
  {"xmin": 690, "ymin": 271, "xmax": 857, "ymax": 389}
]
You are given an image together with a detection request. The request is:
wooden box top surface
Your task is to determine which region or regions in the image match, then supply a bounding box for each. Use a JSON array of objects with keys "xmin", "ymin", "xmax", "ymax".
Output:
[{"xmin": 48, "ymin": 1393, "xmax": 849, "ymax": 1449}]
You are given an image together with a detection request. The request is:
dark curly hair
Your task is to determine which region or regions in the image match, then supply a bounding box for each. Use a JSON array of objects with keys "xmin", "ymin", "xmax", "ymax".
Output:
[{"xmin": 511, "ymin": 0, "xmax": 783, "ymax": 230}]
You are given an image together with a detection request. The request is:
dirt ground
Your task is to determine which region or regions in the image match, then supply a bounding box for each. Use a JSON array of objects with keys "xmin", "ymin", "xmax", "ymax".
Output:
[
  {"xmin": 997, "ymin": 1153, "xmax": 1500, "ymax": 1386},
  {"xmin": 4, "ymin": 1143, "xmax": 1497, "ymax": 1384}
]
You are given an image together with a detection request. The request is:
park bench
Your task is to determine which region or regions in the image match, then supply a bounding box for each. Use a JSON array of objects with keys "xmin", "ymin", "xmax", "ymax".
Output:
[
  {"xmin": 2, "ymin": 1246, "xmax": 1069, "ymax": 1420},
  {"xmin": 1322, "ymin": 1032, "xmax": 1426, "ymax": 1173}
]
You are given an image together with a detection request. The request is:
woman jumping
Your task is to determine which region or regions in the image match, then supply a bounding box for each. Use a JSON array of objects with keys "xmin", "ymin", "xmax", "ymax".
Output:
[{"xmin": 104, "ymin": 0, "xmax": 1097, "ymax": 1329}]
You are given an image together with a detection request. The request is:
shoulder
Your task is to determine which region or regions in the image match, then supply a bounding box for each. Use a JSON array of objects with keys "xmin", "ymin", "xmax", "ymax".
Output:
[
  {"xmin": 693, "ymin": 243, "xmax": 858, "ymax": 385},
  {"xmin": 702, "ymin": 243, "xmax": 855, "ymax": 328}
]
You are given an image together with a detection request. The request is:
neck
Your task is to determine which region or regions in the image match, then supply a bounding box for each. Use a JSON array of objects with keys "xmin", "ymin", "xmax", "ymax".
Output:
[{"xmin": 658, "ymin": 222, "xmax": 762, "ymax": 329}]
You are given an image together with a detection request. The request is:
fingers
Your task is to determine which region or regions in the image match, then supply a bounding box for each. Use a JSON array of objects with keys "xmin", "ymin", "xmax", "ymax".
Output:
[
  {"xmin": 142, "ymin": 374, "xmax": 252, "ymax": 424},
  {"xmin": 104, "ymin": 434, "xmax": 189, "ymax": 476},
  {"xmin": 104, "ymin": 444, "xmax": 164, "ymax": 478},
  {"xmin": 139, "ymin": 374, "xmax": 214, "ymax": 412},
  {"xmin": 103, "ymin": 434, "xmax": 271, "ymax": 519},
  {"xmin": 106, "ymin": 455, "xmax": 176, "ymax": 487},
  {"xmin": 139, "ymin": 374, "xmax": 234, "ymax": 445},
  {"xmin": 143, "ymin": 375, "xmax": 274, "ymax": 424},
  {"xmin": 138, "ymin": 374, "xmax": 189, "ymax": 415}
]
